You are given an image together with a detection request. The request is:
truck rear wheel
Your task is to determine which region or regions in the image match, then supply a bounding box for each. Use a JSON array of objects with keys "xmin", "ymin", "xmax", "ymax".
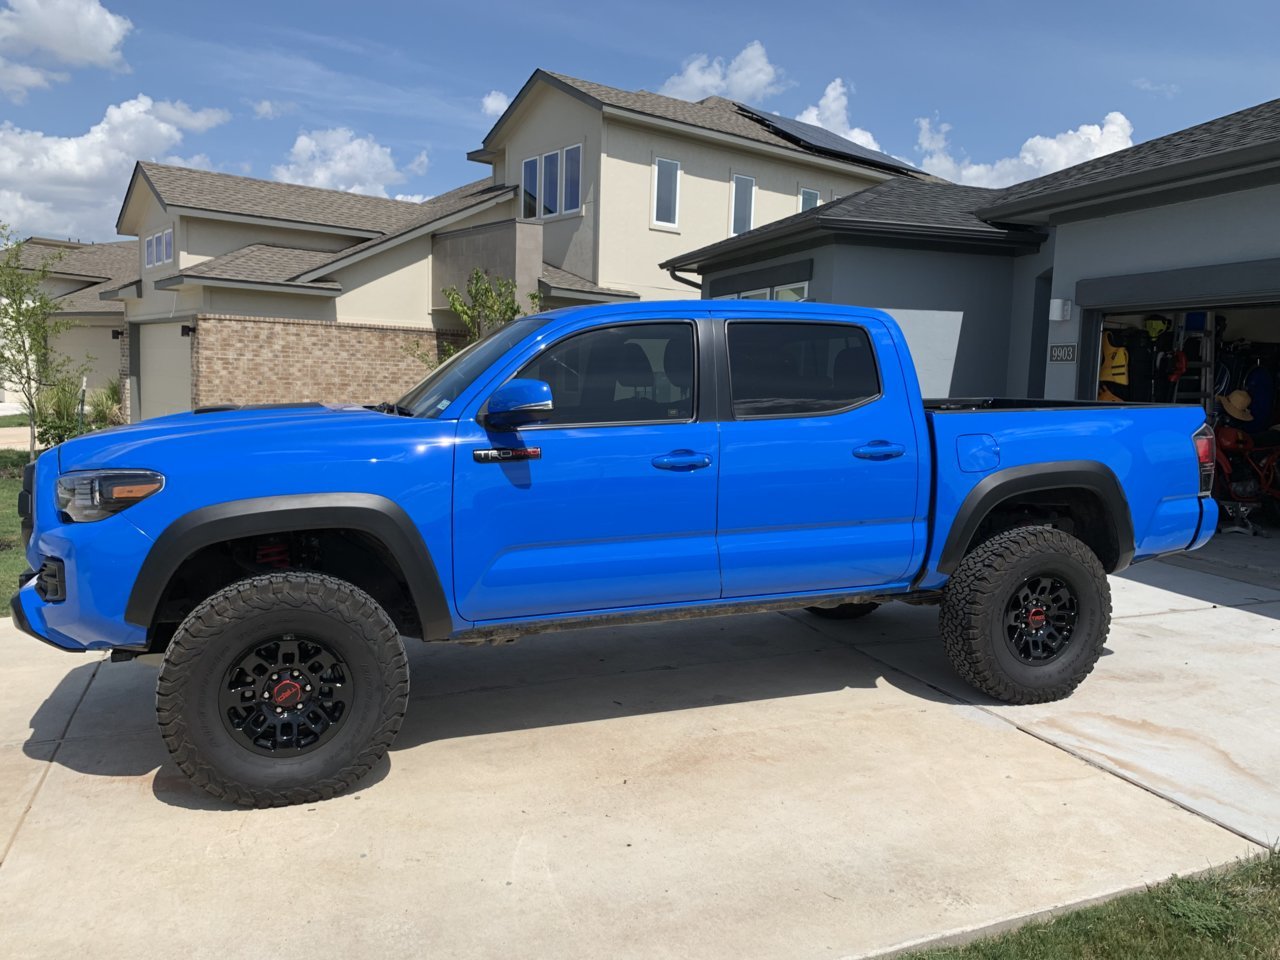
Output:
[
  {"xmin": 805, "ymin": 602, "xmax": 880, "ymax": 620},
  {"xmin": 939, "ymin": 526, "xmax": 1110, "ymax": 704},
  {"xmin": 156, "ymin": 572, "xmax": 409, "ymax": 807}
]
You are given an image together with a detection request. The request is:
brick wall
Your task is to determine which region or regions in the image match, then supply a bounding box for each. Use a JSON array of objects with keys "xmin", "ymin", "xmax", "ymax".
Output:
[
  {"xmin": 189, "ymin": 315, "xmax": 469, "ymax": 408},
  {"xmin": 117, "ymin": 323, "xmax": 131, "ymax": 417}
]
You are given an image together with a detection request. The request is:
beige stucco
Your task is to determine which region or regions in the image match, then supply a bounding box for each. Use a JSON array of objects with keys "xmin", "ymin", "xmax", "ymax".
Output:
[
  {"xmin": 52, "ymin": 320, "xmax": 119, "ymax": 391},
  {"xmin": 182, "ymin": 218, "xmax": 352, "ymax": 268},
  {"xmin": 597, "ymin": 115, "xmax": 880, "ymax": 298},
  {"xmin": 331, "ymin": 235, "xmax": 433, "ymax": 327},
  {"xmin": 137, "ymin": 321, "xmax": 192, "ymax": 419}
]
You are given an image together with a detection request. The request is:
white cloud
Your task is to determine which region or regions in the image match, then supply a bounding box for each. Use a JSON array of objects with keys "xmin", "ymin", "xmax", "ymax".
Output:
[
  {"xmin": 0, "ymin": 0, "xmax": 132, "ymax": 101},
  {"xmin": 916, "ymin": 111, "xmax": 1134, "ymax": 187},
  {"xmin": 272, "ymin": 127, "xmax": 418, "ymax": 198},
  {"xmin": 406, "ymin": 150, "xmax": 428, "ymax": 176},
  {"xmin": 393, "ymin": 193, "xmax": 430, "ymax": 204},
  {"xmin": 481, "ymin": 90, "xmax": 509, "ymax": 117},
  {"xmin": 161, "ymin": 152, "xmax": 212, "ymax": 170},
  {"xmin": 251, "ymin": 98, "xmax": 295, "ymax": 120},
  {"xmin": 1134, "ymin": 77, "xmax": 1180, "ymax": 98},
  {"xmin": 152, "ymin": 100, "xmax": 231, "ymax": 133},
  {"xmin": 796, "ymin": 79, "xmax": 882, "ymax": 152},
  {"xmin": 0, "ymin": 93, "xmax": 230, "ymax": 239},
  {"xmin": 659, "ymin": 40, "xmax": 784, "ymax": 103}
]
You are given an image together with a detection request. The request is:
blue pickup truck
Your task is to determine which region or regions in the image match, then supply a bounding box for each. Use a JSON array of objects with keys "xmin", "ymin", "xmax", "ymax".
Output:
[{"xmin": 13, "ymin": 301, "xmax": 1216, "ymax": 805}]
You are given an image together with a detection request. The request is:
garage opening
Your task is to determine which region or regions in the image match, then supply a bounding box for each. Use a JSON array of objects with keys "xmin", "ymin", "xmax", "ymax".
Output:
[{"xmin": 1095, "ymin": 304, "xmax": 1280, "ymax": 538}]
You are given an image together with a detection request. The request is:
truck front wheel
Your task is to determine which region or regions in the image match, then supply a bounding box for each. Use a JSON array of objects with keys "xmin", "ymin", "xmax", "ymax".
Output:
[
  {"xmin": 939, "ymin": 526, "xmax": 1110, "ymax": 704},
  {"xmin": 156, "ymin": 572, "xmax": 409, "ymax": 807}
]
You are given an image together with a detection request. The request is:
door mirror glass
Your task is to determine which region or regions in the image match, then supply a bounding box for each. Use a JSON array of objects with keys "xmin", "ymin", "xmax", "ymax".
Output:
[{"xmin": 485, "ymin": 378, "xmax": 554, "ymax": 430}]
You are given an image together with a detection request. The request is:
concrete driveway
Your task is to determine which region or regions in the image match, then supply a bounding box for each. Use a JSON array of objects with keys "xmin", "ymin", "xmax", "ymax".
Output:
[{"xmin": 0, "ymin": 559, "xmax": 1272, "ymax": 960}]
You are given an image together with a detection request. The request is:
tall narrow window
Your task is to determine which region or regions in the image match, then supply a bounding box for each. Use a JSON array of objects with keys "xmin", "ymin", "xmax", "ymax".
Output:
[
  {"xmin": 654, "ymin": 158, "xmax": 679, "ymax": 226},
  {"xmin": 522, "ymin": 157, "xmax": 539, "ymax": 218},
  {"xmin": 542, "ymin": 150, "xmax": 559, "ymax": 217},
  {"xmin": 732, "ymin": 175, "xmax": 755, "ymax": 235},
  {"xmin": 145, "ymin": 236, "xmax": 154, "ymax": 267},
  {"xmin": 163, "ymin": 228, "xmax": 173, "ymax": 262},
  {"xmin": 564, "ymin": 144, "xmax": 582, "ymax": 212},
  {"xmin": 800, "ymin": 188, "xmax": 820, "ymax": 212}
]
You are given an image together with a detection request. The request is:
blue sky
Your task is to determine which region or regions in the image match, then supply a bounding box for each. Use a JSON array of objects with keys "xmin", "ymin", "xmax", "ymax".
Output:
[{"xmin": 2, "ymin": 0, "xmax": 1277, "ymax": 241}]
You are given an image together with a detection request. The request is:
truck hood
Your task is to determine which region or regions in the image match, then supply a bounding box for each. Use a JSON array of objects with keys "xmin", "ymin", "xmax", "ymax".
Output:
[{"xmin": 57, "ymin": 402, "xmax": 425, "ymax": 472}]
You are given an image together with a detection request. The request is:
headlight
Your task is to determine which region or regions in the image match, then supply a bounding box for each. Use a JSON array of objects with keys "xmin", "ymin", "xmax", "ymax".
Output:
[{"xmin": 55, "ymin": 470, "xmax": 165, "ymax": 522}]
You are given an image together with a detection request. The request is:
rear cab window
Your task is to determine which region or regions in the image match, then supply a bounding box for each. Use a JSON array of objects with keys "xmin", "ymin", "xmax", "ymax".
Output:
[{"xmin": 726, "ymin": 321, "xmax": 880, "ymax": 418}]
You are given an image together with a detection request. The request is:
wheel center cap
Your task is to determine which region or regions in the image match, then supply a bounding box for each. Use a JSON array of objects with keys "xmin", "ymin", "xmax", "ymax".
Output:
[
  {"xmin": 1026, "ymin": 607, "xmax": 1047, "ymax": 630},
  {"xmin": 271, "ymin": 678, "xmax": 303, "ymax": 707}
]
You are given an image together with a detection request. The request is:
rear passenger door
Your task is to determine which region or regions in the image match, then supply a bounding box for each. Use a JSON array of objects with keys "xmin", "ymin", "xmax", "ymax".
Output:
[{"xmin": 716, "ymin": 318, "xmax": 921, "ymax": 597}]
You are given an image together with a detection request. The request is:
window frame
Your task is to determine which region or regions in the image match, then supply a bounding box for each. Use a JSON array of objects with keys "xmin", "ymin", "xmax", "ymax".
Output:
[
  {"xmin": 799, "ymin": 187, "xmax": 820, "ymax": 212},
  {"xmin": 771, "ymin": 281, "xmax": 809, "ymax": 302},
  {"xmin": 542, "ymin": 150, "xmax": 560, "ymax": 217},
  {"xmin": 652, "ymin": 157, "xmax": 681, "ymax": 229},
  {"xmin": 731, "ymin": 174, "xmax": 755, "ymax": 235},
  {"xmin": 498, "ymin": 319, "xmax": 700, "ymax": 430},
  {"xmin": 521, "ymin": 156, "xmax": 539, "ymax": 219},
  {"xmin": 163, "ymin": 227, "xmax": 173, "ymax": 263},
  {"xmin": 563, "ymin": 143, "xmax": 582, "ymax": 214},
  {"xmin": 724, "ymin": 319, "xmax": 883, "ymax": 422},
  {"xmin": 144, "ymin": 236, "xmax": 154, "ymax": 268}
]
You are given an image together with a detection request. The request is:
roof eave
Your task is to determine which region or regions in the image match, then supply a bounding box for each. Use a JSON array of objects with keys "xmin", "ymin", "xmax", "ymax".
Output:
[
  {"xmin": 538, "ymin": 280, "xmax": 639, "ymax": 303},
  {"xmin": 153, "ymin": 275, "xmax": 341, "ymax": 297},
  {"xmin": 477, "ymin": 69, "xmax": 600, "ymax": 154},
  {"xmin": 977, "ymin": 141, "xmax": 1280, "ymax": 223}
]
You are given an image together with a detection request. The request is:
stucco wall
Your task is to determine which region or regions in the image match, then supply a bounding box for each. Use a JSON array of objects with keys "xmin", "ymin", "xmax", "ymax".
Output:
[
  {"xmin": 599, "ymin": 118, "xmax": 881, "ymax": 300},
  {"xmin": 137, "ymin": 321, "xmax": 192, "ymax": 419},
  {"xmin": 430, "ymin": 219, "xmax": 542, "ymax": 319},
  {"xmin": 181, "ymin": 217, "xmax": 353, "ymax": 268},
  {"xmin": 331, "ymin": 234, "xmax": 433, "ymax": 327},
  {"xmin": 1044, "ymin": 182, "xmax": 1280, "ymax": 398},
  {"xmin": 52, "ymin": 320, "xmax": 120, "ymax": 391}
]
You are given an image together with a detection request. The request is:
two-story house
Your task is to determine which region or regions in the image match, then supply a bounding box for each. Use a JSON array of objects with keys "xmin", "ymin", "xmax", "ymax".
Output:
[{"xmin": 101, "ymin": 68, "xmax": 923, "ymax": 420}]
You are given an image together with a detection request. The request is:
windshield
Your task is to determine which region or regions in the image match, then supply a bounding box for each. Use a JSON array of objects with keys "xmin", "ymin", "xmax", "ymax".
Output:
[{"xmin": 396, "ymin": 317, "xmax": 547, "ymax": 418}]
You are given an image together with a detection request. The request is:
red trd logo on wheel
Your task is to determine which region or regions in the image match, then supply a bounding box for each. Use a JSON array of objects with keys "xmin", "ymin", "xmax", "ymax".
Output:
[
  {"xmin": 1027, "ymin": 608, "xmax": 1047, "ymax": 629},
  {"xmin": 272, "ymin": 679, "xmax": 302, "ymax": 706}
]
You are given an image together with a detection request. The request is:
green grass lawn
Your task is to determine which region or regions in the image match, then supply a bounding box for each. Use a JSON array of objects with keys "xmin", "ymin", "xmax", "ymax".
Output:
[
  {"xmin": 907, "ymin": 850, "xmax": 1280, "ymax": 960},
  {"xmin": 0, "ymin": 413, "xmax": 30, "ymax": 428},
  {"xmin": 0, "ymin": 448, "xmax": 33, "ymax": 612}
]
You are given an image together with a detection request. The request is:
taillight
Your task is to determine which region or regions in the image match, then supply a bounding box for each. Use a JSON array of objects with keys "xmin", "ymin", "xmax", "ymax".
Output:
[{"xmin": 1193, "ymin": 423, "xmax": 1215, "ymax": 496}]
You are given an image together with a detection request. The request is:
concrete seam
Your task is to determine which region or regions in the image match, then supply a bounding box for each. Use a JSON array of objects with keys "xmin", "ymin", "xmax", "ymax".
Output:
[{"xmin": 0, "ymin": 658, "xmax": 103, "ymax": 869}]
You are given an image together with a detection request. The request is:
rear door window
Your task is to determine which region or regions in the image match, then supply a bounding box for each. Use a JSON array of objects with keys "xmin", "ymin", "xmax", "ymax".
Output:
[{"xmin": 727, "ymin": 321, "xmax": 880, "ymax": 418}]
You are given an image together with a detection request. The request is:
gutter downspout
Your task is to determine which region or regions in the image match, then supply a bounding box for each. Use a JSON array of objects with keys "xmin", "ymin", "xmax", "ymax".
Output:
[{"xmin": 667, "ymin": 268, "xmax": 703, "ymax": 292}]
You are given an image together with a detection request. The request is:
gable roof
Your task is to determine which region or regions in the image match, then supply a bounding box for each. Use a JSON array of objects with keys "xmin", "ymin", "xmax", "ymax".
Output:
[
  {"xmin": 17, "ymin": 238, "xmax": 137, "ymax": 315},
  {"xmin": 476, "ymin": 69, "xmax": 921, "ymax": 179},
  {"xmin": 662, "ymin": 178, "xmax": 1042, "ymax": 272},
  {"xmin": 979, "ymin": 96, "xmax": 1280, "ymax": 221},
  {"xmin": 121, "ymin": 162, "xmax": 435, "ymax": 235},
  {"xmin": 176, "ymin": 244, "xmax": 341, "ymax": 289}
]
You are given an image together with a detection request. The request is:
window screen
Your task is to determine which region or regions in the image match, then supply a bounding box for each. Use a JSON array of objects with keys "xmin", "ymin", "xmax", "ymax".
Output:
[
  {"xmin": 542, "ymin": 151, "xmax": 559, "ymax": 216},
  {"xmin": 564, "ymin": 145, "xmax": 582, "ymax": 211},
  {"xmin": 518, "ymin": 323, "xmax": 695, "ymax": 425},
  {"xmin": 727, "ymin": 322, "xmax": 879, "ymax": 418},
  {"xmin": 654, "ymin": 158, "xmax": 679, "ymax": 225},
  {"xmin": 522, "ymin": 157, "xmax": 538, "ymax": 218},
  {"xmin": 800, "ymin": 188, "xmax": 820, "ymax": 211},
  {"xmin": 732, "ymin": 175, "xmax": 754, "ymax": 235}
]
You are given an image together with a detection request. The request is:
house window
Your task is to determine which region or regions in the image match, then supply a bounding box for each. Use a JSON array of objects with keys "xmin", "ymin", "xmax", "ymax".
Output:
[
  {"xmin": 718, "ymin": 281, "xmax": 809, "ymax": 302},
  {"xmin": 800, "ymin": 188, "xmax": 820, "ymax": 212},
  {"xmin": 163, "ymin": 228, "xmax": 173, "ymax": 263},
  {"xmin": 542, "ymin": 151, "xmax": 560, "ymax": 217},
  {"xmin": 145, "ymin": 236, "xmax": 154, "ymax": 268},
  {"xmin": 772, "ymin": 282, "xmax": 808, "ymax": 302},
  {"xmin": 522, "ymin": 157, "xmax": 539, "ymax": 219},
  {"xmin": 732, "ymin": 175, "xmax": 755, "ymax": 235},
  {"xmin": 653, "ymin": 158, "xmax": 679, "ymax": 227},
  {"xmin": 564, "ymin": 144, "xmax": 582, "ymax": 212}
]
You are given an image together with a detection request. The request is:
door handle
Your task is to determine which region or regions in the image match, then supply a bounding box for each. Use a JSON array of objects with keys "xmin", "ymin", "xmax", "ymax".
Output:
[
  {"xmin": 652, "ymin": 450, "xmax": 713, "ymax": 472},
  {"xmin": 853, "ymin": 441, "xmax": 906, "ymax": 461}
]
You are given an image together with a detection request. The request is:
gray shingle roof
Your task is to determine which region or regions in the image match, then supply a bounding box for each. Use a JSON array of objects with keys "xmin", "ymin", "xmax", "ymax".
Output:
[
  {"xmin": 137, "ymin": 162, "xmax": 431, "ymax": 234},
  {"xmin": 180, "ymin": 244, "xmax": 341, "ymax": 289},
  {"xmin": 17, "ymin": 238, "xmax": 137, "ymax": 315},
  {"xmin": 661, "ymin": 178, "xmax": 1034, "ymax": 270},
  {"xmin": 541, "ymin": 72, "xmax": 920, "ymax": 177},
  {"xmin": 540, "ymin": 263, "xmax": 637, "ymax": 299},
  {"xmin": 980, "ymin": 96, "xmax": 1280, "ymax": 214}
]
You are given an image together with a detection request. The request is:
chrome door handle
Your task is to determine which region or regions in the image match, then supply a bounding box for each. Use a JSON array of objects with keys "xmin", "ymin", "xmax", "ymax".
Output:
[
  {"xmin": 854, "ymin": 441, "xmax": 906, "ymax": 461},
  {"xmin": 652, "ymin": 450, "xmax": 713, "ymax": 471}
]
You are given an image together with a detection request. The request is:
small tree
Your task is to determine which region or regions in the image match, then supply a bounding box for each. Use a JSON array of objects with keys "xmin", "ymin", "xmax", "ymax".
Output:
[
  {"xmin": 408, "ymin": 268, "xmax": 540, "ymax": 369},
  {"xmin": 0, "ymin": 227, "xmax": 75, "ymax": 459}
]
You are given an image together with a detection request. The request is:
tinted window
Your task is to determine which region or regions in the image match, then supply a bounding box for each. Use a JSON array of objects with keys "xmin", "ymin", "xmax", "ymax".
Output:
[
  {"xmin": 542, "ymin": 151, "xmax": 559, "ymax": 216},
  {"xmin": 564, "ymin": 145, "xmax": 582, "ymax": 211},
  {"xmin": 727, "ymin": 322, "xmax": 879, "ymax": 418},
  {"xmin": 519, "ymin": 323, "xmax": 694, "ymax": 425},
  {"xmin": 398, "ymin": 318, "xmax": 548, "ymax": 418},
  {"xmin": 654, "ymin": 158, "xmax": 679, "ymax": 225},
  {"xmin": 522, "ymin": 157, "xmax": 538, "ymax": 218},
  {"xmin": 732, "ymin": 174, "xmax": 754, "ymax": 235}
]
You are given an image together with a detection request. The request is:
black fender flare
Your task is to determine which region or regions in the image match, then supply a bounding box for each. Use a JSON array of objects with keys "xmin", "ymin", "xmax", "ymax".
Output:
[
  {"xmin": 936, "ymin": 461, "xmax": 1135, "ymax": 575},
  {"xmin": 124, "ymin": 493, "xmax": 452, "ymax": 640}
]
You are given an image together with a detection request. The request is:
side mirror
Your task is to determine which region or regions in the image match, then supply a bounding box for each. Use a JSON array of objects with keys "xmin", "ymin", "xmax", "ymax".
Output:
[{"xmin": 484, "ymin": 378, "xmax": 554, "ymax": 430}]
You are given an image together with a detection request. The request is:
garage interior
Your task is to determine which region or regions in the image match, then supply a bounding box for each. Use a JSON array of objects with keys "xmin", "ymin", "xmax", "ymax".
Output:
[{"xmin": 1095, "ymin": 303, "xmax": 1280, "ymax": 543}]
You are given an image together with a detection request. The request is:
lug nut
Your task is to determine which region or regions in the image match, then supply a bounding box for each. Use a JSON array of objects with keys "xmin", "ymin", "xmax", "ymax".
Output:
[{"xmin": 304, "ymin": 684, "xmax": 312, "ymax": 692}]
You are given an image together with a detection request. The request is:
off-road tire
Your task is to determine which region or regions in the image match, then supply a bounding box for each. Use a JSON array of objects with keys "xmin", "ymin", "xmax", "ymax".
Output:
[
  {"xmin": 156, "ymin": 572, "xmax": 409, "ymax": 807},
  {"xmin": 805, "ymin": 602, "xmax": 881, "ymax": 620},
  {"xmin": 940, "ymin": 525, "xmax": 1110, "ymax": 704}
]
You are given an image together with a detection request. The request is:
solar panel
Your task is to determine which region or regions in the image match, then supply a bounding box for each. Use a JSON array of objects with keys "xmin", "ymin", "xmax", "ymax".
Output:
[{"xmin": 737, "ymin": 106, "xmax": 919, "ymax": 175}]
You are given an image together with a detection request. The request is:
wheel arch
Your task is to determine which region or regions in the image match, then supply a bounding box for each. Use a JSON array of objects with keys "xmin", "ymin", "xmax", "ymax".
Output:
[
  {"xmin": 937, "ymin": 461, "xmax": 1135, "ymax": 576},
  {"xmin": 125, "ymin": 493, "xmax": 452, "ymax": 641}
]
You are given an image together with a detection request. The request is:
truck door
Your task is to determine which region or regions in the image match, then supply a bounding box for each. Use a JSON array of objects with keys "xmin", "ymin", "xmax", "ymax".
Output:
[
  {"xmin": 716, "ymin": 317, "xmax": 920, "ymax": 597},
  {"xmin": 452, "ymin": 320, "xmax": 721, "ymax": 622}
]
